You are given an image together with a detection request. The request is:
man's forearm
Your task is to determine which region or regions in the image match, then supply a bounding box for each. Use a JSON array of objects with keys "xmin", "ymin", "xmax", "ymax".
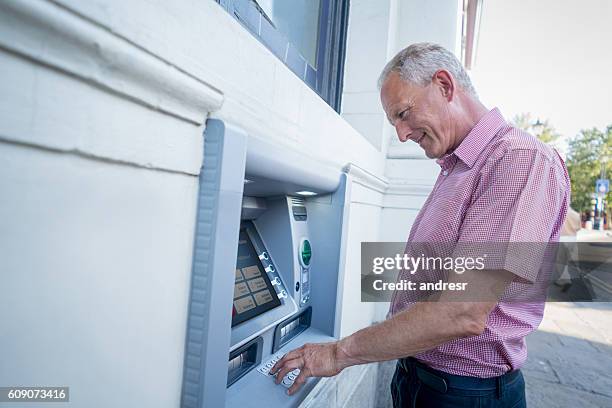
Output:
[
  {"xmin": 334, "ymin": 268, "xmax": 515, "ymax": 369},
  {"xmin": 335, "ymin": 301, "xmax": 488, "ymax": 369}
]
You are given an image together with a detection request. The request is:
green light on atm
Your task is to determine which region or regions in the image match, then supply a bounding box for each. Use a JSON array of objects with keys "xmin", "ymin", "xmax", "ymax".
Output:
[{"xmin": 301, "ymin": 240, "xmax": 312, "ymax": 266}]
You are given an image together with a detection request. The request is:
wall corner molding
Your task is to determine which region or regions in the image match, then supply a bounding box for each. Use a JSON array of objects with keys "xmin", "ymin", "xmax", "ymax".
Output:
[
  {"xmin": 343, "ymin": 163, "xmax": 389, "ymax": 194},
  {"xmin": 386, "ymin": 179, "xmax": 433, "ymax": 197},
  {"xmin": 386, "ymin": 138, "xmax": 429, "ymax": 159}
]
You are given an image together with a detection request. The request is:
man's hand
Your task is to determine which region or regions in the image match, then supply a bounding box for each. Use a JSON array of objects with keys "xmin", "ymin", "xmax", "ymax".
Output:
[
  {"xmin": 269, "ymin": 342, "xmax": 345, "ymax": 395},
  {"xmin": 268, "ymin": 268, "xmax": 516, "ymax": 396}
]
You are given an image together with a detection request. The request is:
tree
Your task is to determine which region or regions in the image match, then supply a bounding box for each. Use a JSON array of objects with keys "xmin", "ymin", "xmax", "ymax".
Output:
[
  {"xmin": 511, "ymin": 113, "xmax": 612, "ymax": 221},
  {"xmin": 565, "ymin": 125, "xmax": 612, "ymax": 215},
  {"xmin": 511, "ymin": 113, "xmax": 562, "ymax": 147}
]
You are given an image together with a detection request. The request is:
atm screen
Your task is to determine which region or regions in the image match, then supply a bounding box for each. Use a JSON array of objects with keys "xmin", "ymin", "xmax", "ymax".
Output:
[{"xmin": 232, "ymin": 228, "xmax": 281, "ymax": 327}]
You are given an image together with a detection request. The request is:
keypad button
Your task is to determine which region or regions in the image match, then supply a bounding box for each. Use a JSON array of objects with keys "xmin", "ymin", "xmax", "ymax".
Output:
[{"xmin": 257, "ymin": 354, "xmax": 287, "ymax": 378}]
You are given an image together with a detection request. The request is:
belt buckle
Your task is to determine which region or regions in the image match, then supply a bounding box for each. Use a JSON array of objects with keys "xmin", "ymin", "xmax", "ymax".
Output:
[{"xmin": 416, "ymin": 366, "xmax": 448, "ymax": 393}]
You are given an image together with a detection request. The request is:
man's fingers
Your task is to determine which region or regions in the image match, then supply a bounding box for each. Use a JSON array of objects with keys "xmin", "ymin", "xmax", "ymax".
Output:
[
  {"xmin": 270, "ymin": 354, "xmax": 297, "ymax": 376},
  {"xmin": 287, "ymin": 369, "xmax": 309, "ymax": 395},
  {"xmin": 274, "ymin": 359, "xmax": 302, "ymax": 385},
  {"xmin": 270, "ymin": 356, "xmax": 287, "ymax": 375},
  {"xmin": 270, "ymin": 349, "xmax": 302, "ymax": 374}
]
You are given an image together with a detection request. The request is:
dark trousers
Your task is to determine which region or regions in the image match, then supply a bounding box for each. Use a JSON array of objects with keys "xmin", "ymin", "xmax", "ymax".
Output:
[{"xmin": 391, "ymin": 358, "xmax": 526, "ymax": 408}]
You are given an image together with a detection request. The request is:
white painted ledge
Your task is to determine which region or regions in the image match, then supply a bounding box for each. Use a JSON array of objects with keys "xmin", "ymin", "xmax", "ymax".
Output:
[
  {"xmin": 0, "ymin": 0, "xmax": 223, "ymax": 125},
  {"xmin": 386, "ymin": 139, "xmax": 429, "ymax": 159},
  {"xmin": 344, "ymin": 163, "xmax": 389, "ymax": 194},
  {"xmin": 48, "ymin": 0, "xmax": 388, "ymax": 179},
  {"xmin": 386, "ymin": 179, "xmax": 433, "ymax": 196}
]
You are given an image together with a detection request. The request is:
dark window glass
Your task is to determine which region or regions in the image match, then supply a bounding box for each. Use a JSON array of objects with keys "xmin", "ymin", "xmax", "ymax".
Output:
[
  {"xmin": 258, "ymin": 0, "xmax": 321, "ymax": 67},
  {"xmin": 218, "ymin": 0, "xmax": 349, "ymax": 112}
]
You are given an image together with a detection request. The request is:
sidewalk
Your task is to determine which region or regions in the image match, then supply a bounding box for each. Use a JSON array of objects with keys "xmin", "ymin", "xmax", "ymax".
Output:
[
  {"xmin": 576, "ymin": 229, "xmax": 612, "ymax": 243},
  {"xmin": 524, "ymin": 302, "xmax": 612, "ymax": 407}
]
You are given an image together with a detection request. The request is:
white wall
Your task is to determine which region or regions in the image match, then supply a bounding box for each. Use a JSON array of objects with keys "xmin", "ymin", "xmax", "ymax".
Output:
[
  {"xmin": 342, "ymin": 0, "xmax": 397, "ymax": 153},
  {"xmin": 0, "ymin": 1, "xmax": 385, "ymax": 406},
  {"xmin": 48, "ymin": 0, "xmax": 386, "ymax": 177},
  {"xmin": 339, "ymin": 0, "xmax": 463, "ymax": 332},
  {"xmin": 0, "ymin": 0, "xmax": 462, "ymax": 405},
  {"xmin": 336, "ymin": 166, "xmax": 388, "ymax": 338},
  {"xmin": 377, "ymin": 0, "xmax": 464, "ymax": 321},
  {"xmin": 0, "ymin": 143, "xmax": 195, "ymax": 407},
  {"xmin": 385, "ymin": 0, "xmax": 463, "ymax": 160}
]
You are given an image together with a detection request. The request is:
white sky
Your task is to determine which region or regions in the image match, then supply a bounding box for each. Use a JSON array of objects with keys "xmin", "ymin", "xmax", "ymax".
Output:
[{"xmin": 470, "ymin": 0, "xmax": 612, "ymax": 149}]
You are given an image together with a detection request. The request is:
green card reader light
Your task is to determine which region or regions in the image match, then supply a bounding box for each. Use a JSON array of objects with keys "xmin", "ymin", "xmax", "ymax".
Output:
[
  {"xmin": 299, "ymin": 238, "xmax": 311, "ymax": 305},
  {"xmin": 300, "ymin": 239, "xmax": 312, "ymax": 267}
]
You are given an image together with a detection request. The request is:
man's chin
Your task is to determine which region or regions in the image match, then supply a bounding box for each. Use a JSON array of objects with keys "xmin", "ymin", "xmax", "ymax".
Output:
[
  {"xmin": 418, "ymin": 139, "xmax": 437, "ymax": 158},
  {"xmin": 423, "ymin": 149, "xmax": 438, "ymax": 159}
]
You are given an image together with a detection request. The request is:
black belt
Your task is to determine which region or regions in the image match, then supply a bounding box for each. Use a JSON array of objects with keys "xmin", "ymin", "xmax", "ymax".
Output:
[{"xmin": 399, "ymin": 357, "xmax": 521, "ymax": 399}]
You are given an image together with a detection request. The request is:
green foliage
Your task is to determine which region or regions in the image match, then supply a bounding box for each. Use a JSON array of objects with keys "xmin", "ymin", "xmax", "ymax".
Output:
[
  {"xmin": 511, "ymin": 113, "xmax": 561, "ymax": 146},
  {"xmin": 566, "ymin": 125, "xmax": 612, "ymax": 213},
  {"xmin": 511, "ymin": 113, "xmax": 612, "ymax": 216}
]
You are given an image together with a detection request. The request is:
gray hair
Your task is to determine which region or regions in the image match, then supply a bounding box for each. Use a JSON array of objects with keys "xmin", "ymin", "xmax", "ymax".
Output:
[{"xmin": 378, "ymin": 42, "xmax": 477, "ymax": 97}]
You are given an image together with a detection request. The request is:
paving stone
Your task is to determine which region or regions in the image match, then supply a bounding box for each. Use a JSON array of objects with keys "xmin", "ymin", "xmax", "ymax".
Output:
[
  {"xmin": 556, "ymin": 333, "xmax": 602, "ymax": 354},
  {"xmin": 340, "ymin": 365, "xmax": 376, "ymax": 408},
  {"xmin": 525, "ymin": 302, "xmax": 612, "ymax": 407},
  {"xmin": 336, "ymin": 364, "xmax": 369, "ymax": 406},
  {"xmin": 548, "ymin": 359, "xmax": 612, "ymax": 397},
  {"xmin": 526, "ymin": 377, "xmax": 612, "ymax": 408},
  {"xmin": 298, "ymin": 377, "xmax": 336, "ymax": 408},
  {"xmin": 522, "ymin": 357, "xmax": 560, "ymax": 383},
  {"xmin": 552, "ymin": 318, "xmax": 609, "ymax": 345},
  {"xmin": 374, "ymin": 360, "xmax": 396, "ymax": 408}
]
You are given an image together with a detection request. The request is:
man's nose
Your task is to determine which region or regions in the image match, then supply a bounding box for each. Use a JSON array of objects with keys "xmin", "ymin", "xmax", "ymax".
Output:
[{"xmin": 395, "ymin": 122, "xmax": 413, "ymax": 143}]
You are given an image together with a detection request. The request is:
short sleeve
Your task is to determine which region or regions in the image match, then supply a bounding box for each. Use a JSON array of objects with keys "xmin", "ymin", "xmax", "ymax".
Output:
[{"xmin": 455, "ymin": 148, "xmax": 569, "ymax": 282}]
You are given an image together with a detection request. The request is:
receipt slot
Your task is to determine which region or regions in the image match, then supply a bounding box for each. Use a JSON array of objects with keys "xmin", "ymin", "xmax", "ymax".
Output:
[{"xmin": 180, "ymin": 120, "xmax": 350, "ymax": 408}]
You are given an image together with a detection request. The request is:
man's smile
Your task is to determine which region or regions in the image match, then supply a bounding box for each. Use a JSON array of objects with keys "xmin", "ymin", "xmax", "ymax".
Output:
[{"xmin": 414, "ymin": 131, "xmax": 426, "ymax": 144}]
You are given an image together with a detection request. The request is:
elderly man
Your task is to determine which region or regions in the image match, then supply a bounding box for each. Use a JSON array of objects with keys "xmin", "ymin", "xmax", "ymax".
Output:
[{"xmin": 271, "ymin": 43, "xmax": 569, "ymax": 407}]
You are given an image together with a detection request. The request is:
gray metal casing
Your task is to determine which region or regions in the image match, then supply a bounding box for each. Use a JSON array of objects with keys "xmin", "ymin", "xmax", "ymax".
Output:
[
  {"xmin": 254, "ymin": 197, "xmax": 310, "ymax": 309},
  {"xmin": 180, "ymin": 120, "xmax": 247, "ymax": 408},
  {"xmin": 183, "ymin": 119, "xmax": 351, "ymax": 408}
]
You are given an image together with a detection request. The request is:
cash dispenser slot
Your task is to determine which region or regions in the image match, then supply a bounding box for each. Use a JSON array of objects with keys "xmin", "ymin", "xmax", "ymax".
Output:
[
  {"xmin": 227, "ymin": 337, "xmax": 263, "ymax": 387},
  {"xmin": 272, "ymin": 307, "xmax": 312, "ymax": 352}
]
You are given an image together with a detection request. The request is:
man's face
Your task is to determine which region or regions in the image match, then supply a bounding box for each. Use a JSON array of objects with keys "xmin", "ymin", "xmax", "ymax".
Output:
[{"xmin": 380, "ymin": 72, "xmax": 455, "ymax": 158}]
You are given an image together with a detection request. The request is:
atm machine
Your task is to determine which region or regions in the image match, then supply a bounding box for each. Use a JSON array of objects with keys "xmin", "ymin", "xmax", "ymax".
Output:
[{"xmin": 180, "ymin": 120, "xmax": 350, "ymax": 408}]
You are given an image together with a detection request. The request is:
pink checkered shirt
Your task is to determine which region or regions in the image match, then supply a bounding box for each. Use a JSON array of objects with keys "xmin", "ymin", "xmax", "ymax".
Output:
[{"xmin": 389, "ymin": 108, "xmax": 570, "ymax": 377}]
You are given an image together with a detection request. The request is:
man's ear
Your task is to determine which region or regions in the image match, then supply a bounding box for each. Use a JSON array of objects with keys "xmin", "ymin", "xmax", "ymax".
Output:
[{"xmin": 432, "ymin": 70, "xmax": 455, "ymax": 101}]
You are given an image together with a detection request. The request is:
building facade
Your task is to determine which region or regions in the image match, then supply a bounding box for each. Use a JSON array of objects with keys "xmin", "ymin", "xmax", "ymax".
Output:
[{"xmin": 0, "ymin": 0, "xmax": 472, "ymax": 406}]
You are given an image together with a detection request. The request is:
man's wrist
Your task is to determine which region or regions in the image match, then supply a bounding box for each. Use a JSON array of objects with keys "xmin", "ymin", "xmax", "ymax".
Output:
[{"xmin": 335, "ymin": 337, "xmax": 362, "ymax": 371}]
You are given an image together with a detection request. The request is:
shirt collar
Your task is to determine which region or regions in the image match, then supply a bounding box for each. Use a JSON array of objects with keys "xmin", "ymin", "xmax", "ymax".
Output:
[{"xmin": 437, "ymin": 108, "xmax": 507, "ymax": 169}]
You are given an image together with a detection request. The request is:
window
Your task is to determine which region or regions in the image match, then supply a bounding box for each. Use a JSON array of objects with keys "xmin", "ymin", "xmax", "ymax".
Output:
[{"xmin": 218, "ymin": 0, "xmax": 350, "ymax": 112}]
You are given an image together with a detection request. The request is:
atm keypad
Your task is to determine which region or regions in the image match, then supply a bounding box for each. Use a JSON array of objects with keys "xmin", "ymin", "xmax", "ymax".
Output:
[
  {"xmin": 257, "ymin": 354, "xmax": 302, "ymax": 388},
  {"xmin": 257, "ymin": 353, "xmax": 282, "ymax": 375},
  {"xmin": 279, "ymin": 368, "xmax": 301, "ymax": 388}
]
